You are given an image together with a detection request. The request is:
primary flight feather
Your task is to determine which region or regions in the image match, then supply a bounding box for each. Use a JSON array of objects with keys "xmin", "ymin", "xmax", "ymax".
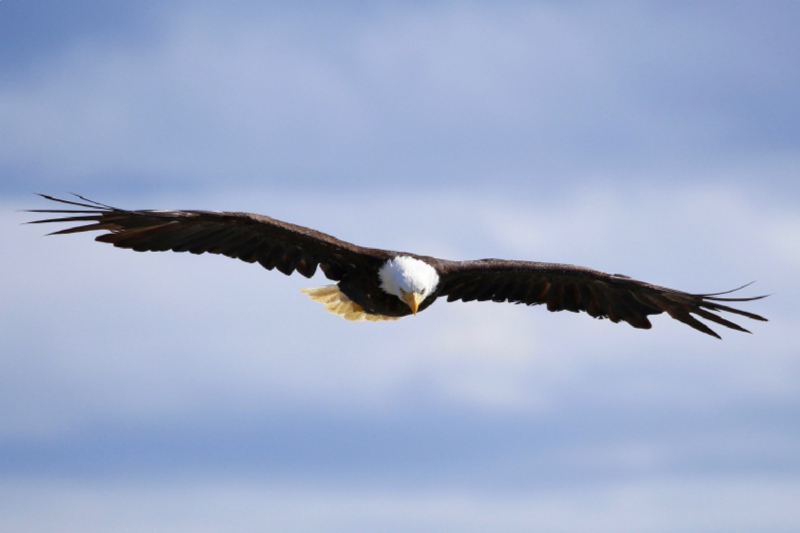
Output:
[{"xmin": 28, "ymin": 194, "xmax": 767, "ymax": 338}]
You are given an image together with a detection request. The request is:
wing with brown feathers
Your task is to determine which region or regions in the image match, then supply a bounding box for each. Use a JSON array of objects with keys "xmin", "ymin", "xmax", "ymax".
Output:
[
  {"xmin": 435, "ymin": 259, "xmax": 767, "ymax": 338},
  {"xmin": 27, "ymin": 194, "xmax": 388, "ymax": 280}
]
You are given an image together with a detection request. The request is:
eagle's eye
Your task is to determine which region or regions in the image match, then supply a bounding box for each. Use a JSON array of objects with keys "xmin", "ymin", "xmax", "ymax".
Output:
[
  {"xmin": 399, "ymin": 288, "xmax": 406, "ymax": 294},
  {"xmin": 420, "ymin": 289, "xmax": 426, "ymax": 295}
]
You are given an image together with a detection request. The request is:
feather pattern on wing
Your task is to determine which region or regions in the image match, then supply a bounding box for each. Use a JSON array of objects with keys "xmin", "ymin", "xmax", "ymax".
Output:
[
  {"xmin": 27, "ymin": 194, "xmax": 388, "ymax": 281},
  {"xmin": 435, "ymin": 259, "xmax": 767, "ymax": 338}
]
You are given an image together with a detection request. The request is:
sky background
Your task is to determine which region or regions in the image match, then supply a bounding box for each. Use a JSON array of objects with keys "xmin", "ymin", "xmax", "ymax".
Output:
[{"xmin": 1, "ymin": 2, "xmax": 798, "ymax": 532}]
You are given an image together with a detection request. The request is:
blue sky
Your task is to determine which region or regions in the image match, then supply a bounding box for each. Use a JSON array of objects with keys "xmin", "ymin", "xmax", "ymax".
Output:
[{"xmin": 2, "ymin": 2, "xmax": 799, "ymax": 532}]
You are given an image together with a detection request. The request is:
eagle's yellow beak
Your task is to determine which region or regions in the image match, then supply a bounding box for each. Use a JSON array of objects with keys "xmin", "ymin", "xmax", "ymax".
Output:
[{"xmin": 402, "ymin": 292, "xmax": 425, "ymax": 316}]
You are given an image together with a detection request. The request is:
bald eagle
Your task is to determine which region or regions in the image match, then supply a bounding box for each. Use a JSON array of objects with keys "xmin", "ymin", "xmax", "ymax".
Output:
[{"xmin": 29, "ymin": 194, "xmax": 767, "ymax": 338}]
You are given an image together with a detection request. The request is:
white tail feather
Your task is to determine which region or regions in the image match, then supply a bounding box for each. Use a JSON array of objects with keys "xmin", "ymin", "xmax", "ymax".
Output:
[{"xmin": 300, "ymin": 285, "xmax": 401, "ymax": 322}]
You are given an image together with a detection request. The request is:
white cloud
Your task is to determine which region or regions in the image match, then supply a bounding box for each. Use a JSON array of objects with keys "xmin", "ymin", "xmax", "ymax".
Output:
[
  {"xmin": 1, "ymin": 476, "xmax": 798, "ymax": 533},
  {"xmin": 3, "ymin": 3, "xmax": 796, "ymax": 188}
]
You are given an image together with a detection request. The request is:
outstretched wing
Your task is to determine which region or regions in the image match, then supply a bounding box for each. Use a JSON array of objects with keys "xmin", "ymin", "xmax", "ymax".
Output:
[
  {"xmin": 435, "ymin": 259, "xmax": 767, "ymax": 338},
  {"xmin": 28, "ymin": 194, "xmax": 388, "ymax": 280}
]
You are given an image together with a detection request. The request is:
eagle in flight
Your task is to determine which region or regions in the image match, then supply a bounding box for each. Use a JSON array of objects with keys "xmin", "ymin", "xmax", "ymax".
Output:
[{"xmin": 29, "ymin": 194, "xmax": 767, "ymax": 338}]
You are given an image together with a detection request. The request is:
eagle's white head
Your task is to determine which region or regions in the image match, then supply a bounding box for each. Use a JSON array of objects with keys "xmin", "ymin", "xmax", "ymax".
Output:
[{"xmin": 378, "ymin": 255, "xmax": 440, "ymax": 315}]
